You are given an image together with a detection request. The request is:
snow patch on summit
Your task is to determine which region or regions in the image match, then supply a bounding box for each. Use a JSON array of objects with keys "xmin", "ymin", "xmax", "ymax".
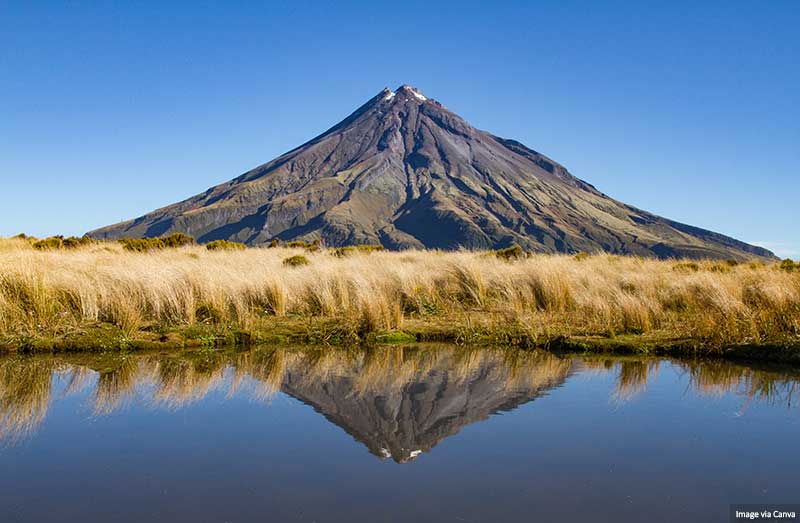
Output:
[{"xmin": 397, "ymin": 85, "xmax": 427, "ymax": 101}]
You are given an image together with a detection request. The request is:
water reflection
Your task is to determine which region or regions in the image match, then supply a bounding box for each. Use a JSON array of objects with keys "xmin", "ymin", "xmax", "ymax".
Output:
[
  {"xmin": 1, "ymin": 347, "xmax": 798, "ymax": 455},
  {"xmin": 280, "ymin": 348, "xmax": 573, "ymax": 462}
]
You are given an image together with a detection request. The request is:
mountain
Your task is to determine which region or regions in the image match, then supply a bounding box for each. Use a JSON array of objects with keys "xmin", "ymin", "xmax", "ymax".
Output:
[{"xmin": 88, "ymin": 85, "xmax": 774, "ymax": 260}]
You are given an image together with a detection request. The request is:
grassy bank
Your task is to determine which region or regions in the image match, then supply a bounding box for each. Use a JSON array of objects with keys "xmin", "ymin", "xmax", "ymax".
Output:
[{"xmin": 1, "ymin": 236, "xmax": 798, "ymax": 360}]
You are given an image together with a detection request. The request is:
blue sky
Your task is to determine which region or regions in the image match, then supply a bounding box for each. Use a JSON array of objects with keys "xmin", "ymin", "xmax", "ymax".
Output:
[{"xmin": 2, "ymin": 1, "xmax": 798, "ymax": 257}]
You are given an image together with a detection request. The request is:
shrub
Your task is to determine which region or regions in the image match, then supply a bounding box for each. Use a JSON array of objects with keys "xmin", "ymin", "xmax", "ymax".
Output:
[
  {"xmin": 206, "ymin": 240, "xmax": 246, "ymax": 251},
  {"xmin": 574, "ymin": 252, "xmax": 589, "ymax": 261},
  {"xmin": 268, "ymin": 239, "xmax": 281, "ymax": 248},
  {"xmin": 283, "ymin": 239, "xmax": 324, "ymax": 252},
  {"xmin": 32, "ymin": 236, "xmax": 64, "ymax": 250},
  {"xmin": 779, "ymin": 259, "xmax": 797, "ymax": 272},
  {"xmin": 283, "ymin": 255, "xmax": 310, "ymax": 267},
  {"xmin": 495, "ymin": 244, "xmax": 522, "ymax": 261},
  {"xmin": 31, "ymin": 235, "xmax": 95, "ymax": 250},
  {"xmin": 119, "ymin": 233, "xmax": 195, "ymax": 252},
  {"xmin": 62, "ymin": 236, "xmax": 95, "ymax": 249},
  {"xmin": 160, "ymin": 233, "xmax": 195, "ymax": 248},
  {"xmin": 119, "ymin": 238, "xmax": 162, "ymax": 252}
]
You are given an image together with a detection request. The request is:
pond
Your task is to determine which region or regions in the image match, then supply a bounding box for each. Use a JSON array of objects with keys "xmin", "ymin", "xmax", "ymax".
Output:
[{"xmin": 1, "ymin": 346, "xmax": 799, "ymax": 522}]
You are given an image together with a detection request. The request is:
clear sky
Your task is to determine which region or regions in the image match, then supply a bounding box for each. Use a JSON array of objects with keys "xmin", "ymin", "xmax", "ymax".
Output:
[{"xmin": 2, "ymin": 1, "xmax": 798, "ymax": 257}]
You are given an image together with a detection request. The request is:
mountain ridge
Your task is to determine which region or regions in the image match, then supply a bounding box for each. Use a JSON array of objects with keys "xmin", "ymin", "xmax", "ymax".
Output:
[{"xmin": 88, "ymin": 85, "xmax": 775, "ymax": 260}]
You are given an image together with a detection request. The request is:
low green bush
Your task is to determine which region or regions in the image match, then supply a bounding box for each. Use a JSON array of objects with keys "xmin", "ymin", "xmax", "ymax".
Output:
[
  {"xmin": 62, "ymin": 236, "xmax": 95, "ymax": 249},
  {"xmin": 160, "ymin": 233, "xmax": 195, "ymax": 248},
  {"xmin": 284, "ymin": 239, "xmax": 324, "ymax": 252},
  {"xmin": 32, "ymin": 236, "xmax": 64, "ymax": 250},
  {"xmin": 779, "ymin": 259, "xmax": 798, "ymax": 272},
  {"xmin": 32, "ymin": 235, "xmax": 95, "ymax": 250},
  {"xmin": 119, "ymin": 233, "xmax": 195, "ymax": 252},
  {"xmin": 206, "ymin": 240, "xmax": 246, "ymax": 251},
  {"xmin": 118, "ymin": 238, "xmax": 158, "ymax": 252}
]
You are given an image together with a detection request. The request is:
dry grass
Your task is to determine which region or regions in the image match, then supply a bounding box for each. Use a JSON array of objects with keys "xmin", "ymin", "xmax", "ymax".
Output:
[{"xmin": 0, "ymin": 236, "xmax": 798, "ymax": 348}]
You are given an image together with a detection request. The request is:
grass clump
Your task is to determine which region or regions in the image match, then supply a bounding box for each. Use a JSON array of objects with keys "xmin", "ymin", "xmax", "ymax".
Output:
[
  {"xmin": 283, "ymin": 255, "xmax": 310, "ymax": 267},
  {"xmin": 206, "ymin": 240, "xmax": 246, "ymax": 251},
  {"xmin": 373, "ymin": 331, "xmax": 417, "ymax": 344},
  {"xmin": 673, "ymin": 262, "xmax": 700, "ymax": 272}
]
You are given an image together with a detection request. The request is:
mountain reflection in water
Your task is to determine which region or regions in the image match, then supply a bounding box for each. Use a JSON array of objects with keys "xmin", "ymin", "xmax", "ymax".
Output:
[{"xmin": 1, "ymin": 346, "xmax": 798, "ymax": 458}]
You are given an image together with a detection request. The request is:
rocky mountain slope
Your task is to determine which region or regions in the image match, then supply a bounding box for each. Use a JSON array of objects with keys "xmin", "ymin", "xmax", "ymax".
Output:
[{"xmin": 89, "ymin": 85, "xmax": 773, "ymax": 260}]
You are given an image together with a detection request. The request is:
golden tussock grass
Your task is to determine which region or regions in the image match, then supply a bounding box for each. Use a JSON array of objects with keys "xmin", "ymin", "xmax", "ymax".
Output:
[{"xmin": 0, "ymin": 237, "xmax": 798, "ymax": 349}]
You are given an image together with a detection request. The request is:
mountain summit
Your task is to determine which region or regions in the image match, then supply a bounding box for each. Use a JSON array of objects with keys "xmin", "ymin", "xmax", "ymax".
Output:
[{"xmin": 89, "ymin": 85, "xmax": 773, "ymax": 259}]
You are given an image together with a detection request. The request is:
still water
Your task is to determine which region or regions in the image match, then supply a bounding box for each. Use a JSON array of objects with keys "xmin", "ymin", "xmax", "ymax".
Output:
[{"xmin": 1, "ymin": 345, "xmax": 798, "ymax": 522}]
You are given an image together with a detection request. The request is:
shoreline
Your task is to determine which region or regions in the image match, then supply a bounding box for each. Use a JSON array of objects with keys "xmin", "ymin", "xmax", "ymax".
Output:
[{"xmin": 3, "ymin": 318, "xmax": 799, "ymax": 364}]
